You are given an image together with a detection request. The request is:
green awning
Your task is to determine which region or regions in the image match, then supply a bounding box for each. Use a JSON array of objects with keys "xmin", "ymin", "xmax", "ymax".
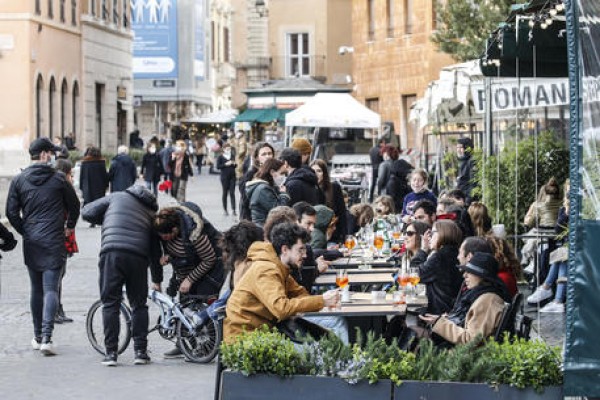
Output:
[
  {"xmin": 234, "ymin": 108, "xmax": 293, "ymax": 123},
  {"xmin": 233, "ymin": 108, "xmax": 266, "ymax": 122}
]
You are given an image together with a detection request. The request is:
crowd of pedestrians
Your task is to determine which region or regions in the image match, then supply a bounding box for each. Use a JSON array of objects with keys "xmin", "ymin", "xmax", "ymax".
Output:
[{"xmin": 0, "ymin": 131, "xmax": 567, "ymax": 366}]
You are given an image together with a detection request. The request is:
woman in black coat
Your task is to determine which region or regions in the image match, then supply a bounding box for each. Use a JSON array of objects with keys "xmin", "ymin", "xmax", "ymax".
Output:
[
  {"xmin": 238, "ymin": 142, "xmax": 275, "ymax": 220},
  {"xmin": 310, "ymin": 159, "xmax": 347, "ymax": 243},
  {"xmin": 140, "ymin": 143, "xmax": 163, "ymax": 196},
  {"xmin": 216, "ymin": 142, "xmax": 237, "ymax": 216},
  {"xmin": 79, "ymin": 146, "xmax": 108, "ymax": 209},
  {"xmin": 419, "ymin": 220, "xmax": 464, "ymax": 315}
]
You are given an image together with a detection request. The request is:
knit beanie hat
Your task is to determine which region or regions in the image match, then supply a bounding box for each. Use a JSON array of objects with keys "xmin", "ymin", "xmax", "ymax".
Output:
[{"xmin": 291, "ymin": 138, "xmax": 313, "ymax": 156}]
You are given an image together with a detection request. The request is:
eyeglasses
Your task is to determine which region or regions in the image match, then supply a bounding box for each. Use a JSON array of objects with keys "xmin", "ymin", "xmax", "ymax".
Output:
[{"xmin": 404, "ymin": 231, "xmax": 417, "ymax": 237}]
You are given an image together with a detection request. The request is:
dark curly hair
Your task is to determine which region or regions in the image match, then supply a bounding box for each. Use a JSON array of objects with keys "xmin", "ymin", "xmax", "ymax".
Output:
[
  {"xmin": 153, "ymin": 208, "xmax": 181, "ymax": 234},
  {"xmin": 270, "ymin": 222, "xmax": 311, "ymax": 256},
  {"xmin": 220, "ymin": 221, "xmax": 264, "ymax": 270}
]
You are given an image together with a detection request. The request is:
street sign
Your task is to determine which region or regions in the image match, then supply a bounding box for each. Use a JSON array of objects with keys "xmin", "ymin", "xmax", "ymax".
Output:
[{"xmin": 153, "ymin": 80, "xmax": 176, "ymax": 88}]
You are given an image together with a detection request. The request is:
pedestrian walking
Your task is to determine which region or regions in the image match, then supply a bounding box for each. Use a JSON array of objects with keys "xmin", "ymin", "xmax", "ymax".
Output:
[
  {"xmin": 79, "ymin": 146, "xmax": 108, "ymax": 225},
  {"xmin": 140, "ymin": 142, "xmax": 163, "ymax": 196},
  {"xmin": 169, "ymin": 140, "xmax": 194, "ymax": 202},
  {"xmin": 216, "ymin": 142, "xmax": 237, "ymax": 216},
  {"xmin": 194, "ymin": 135, "xmax": 207, "ymax": 174},
  {"xmin": 6, "ymin": 137, "xmax": 80, "ymax": 356},
  {"xmin": 108, "ymin": 145, "xmax": 137, "ymax": 192},
  {"xmin": 81, "ymin": 185, "xmax": 161, "ymax": 366},
  {"xmin": 159, "ymin": 139, "xmax": 175, "ymax": 190}
]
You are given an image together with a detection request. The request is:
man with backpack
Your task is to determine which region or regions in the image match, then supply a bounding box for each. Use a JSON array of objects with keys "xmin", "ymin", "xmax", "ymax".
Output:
[{"xmin": 152, "ymin": 202, "xmax": 224, "ymax": 358}]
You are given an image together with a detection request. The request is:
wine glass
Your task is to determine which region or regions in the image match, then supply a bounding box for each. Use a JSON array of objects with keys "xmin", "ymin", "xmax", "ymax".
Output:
[
  {"xmin": 344, "ymin": 235, "xmax": 356, "ymax": 252},
  {"xmin": 335, "ymin": 269, "xmax": 349, "ymax": 290},
  {"xmin": 397, "ymin": 270, "xmax": 410, "ymax": 289},
  {"xmin": 373, "ymin": 232, "xmax": 384, "ymax": 257},
  {"xmin": 409, "ymin": 267, "xmax": 420, "ymax": 287}
]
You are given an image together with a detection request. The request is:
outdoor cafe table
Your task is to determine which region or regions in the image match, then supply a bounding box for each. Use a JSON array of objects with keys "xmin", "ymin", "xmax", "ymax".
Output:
[
  {"xmin": 313, "ymin": 272, "xmax": 395, "ymax": 287},
  {"xmin": 320, "ymin": 267, "xmax": 398, "ymax": 275},
  {"xmin": 330, "ymin": 257, "xmax": 395, "ymax": 269}
]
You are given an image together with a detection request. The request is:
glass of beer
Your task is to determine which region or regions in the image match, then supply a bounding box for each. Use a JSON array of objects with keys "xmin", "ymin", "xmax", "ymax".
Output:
[
  {"xmin": 344, "ymin": 235, "xmax": 356, "ymax": 252},
  {"xmin": 336, "ymin": 270, "xmax": 349, "ymax": 289}
]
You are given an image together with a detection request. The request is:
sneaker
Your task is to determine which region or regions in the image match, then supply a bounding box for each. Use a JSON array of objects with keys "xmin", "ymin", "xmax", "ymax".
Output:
[
  {"xmin": 523, "ymin": 262, "xmax": 535, "ymax": 275},
  {"xmin": 134, "ymin": 350, "xmax": 151, "ymax": 365},
  {"xmin": 163, "ymin": 346, "xmax": 184, "ymax": 359},
  {"xmin": 540, "ymin": 301, "xmax": 565, "ymax": 313},
  {"xmin": 40, "ymin": 338, "xmax": 57, "ymax": 356},
  {"xmin": 101, "ymin": 352, "xmax": 118, "ymax": 366},
  {"xmin": 31, "ymin": 337, "xmax": 41, "ymax": 351},
  {"xmin": 527, "ymin": 286, "xmax": 553, "ymax": 304}
]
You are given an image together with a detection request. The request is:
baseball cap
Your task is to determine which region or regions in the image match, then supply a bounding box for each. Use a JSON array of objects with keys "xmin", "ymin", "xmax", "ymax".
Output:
[{"xmin": 29, "ymin": 137, "xmax": 61, "ymax": 156}]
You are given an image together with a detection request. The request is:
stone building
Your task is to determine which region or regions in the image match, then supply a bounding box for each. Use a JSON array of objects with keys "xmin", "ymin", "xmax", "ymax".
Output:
[{"xmin": 351, "ymin": 0, "xmax": 455, "ymax": 149}]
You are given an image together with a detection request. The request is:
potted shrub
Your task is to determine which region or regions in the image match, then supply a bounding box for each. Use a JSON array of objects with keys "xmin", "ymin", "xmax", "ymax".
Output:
[{"xmin": 219, "ymin": 328, "xmax": 563, "ymax": 400}]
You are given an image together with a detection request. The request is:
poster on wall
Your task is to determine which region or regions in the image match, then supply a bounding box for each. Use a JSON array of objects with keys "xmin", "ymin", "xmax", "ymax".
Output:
[
  {"xmin": 194, "ymin": 0, "xmax": 205, "ymax": 81},
  {"xmin": 132, "ymin": 0, "xmax": 178, "ymax": 79}
]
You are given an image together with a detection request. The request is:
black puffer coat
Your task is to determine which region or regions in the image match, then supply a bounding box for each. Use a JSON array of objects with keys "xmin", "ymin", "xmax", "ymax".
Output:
[
  {"xmin": 79, "ymin": 157, "xmax": 108, "ymax": 205},
  {"xmin": 387, "ymin": 159, "xmax": 413, "ymax": 213},
  {"xmin": 6, "ymin": 163, "xmax": 80, "ymax": 271},
  {"xmin": 419, "ymin": 245, "xmax": 463, "ymax": 315},
  {"xmin": 246, "ymin": 180, "xmax": 290, "ymax": 226},
  {"xmin": 108, "ymin": 154, "xmax": 137, "ymax": 192},
  {"xmin": 81, "ymin": 185, "xmax": 161, "ymax": 269},
  {"xmin": 284, "ymin": 166, "xmax": 318, "ymax": 206}
]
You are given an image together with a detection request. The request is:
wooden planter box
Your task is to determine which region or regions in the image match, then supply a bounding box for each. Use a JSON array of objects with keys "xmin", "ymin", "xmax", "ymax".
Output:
[
  {"xmin": 220, "ymin": 371, "xmax": 392, "ymax": 400},
  {"xmin": 393, "ymin": 381, "xmax": 564, "ymax": 400}
]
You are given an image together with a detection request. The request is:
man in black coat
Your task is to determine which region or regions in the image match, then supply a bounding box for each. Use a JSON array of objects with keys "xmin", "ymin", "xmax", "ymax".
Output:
[
  {"xmin": 369, "ymin": 139, "xmax": 385, "ymax": 202},
  {"xmin": 280, "ymin": 148, "xmax": 319, "ymax": 206},
  {"xmin": 108, "ymin": 145, "xmax": 137, "ymax": 192},
  {"xmin": 6, "ymin": 137, "xmax": 80, "ymax": 356},
  {"xmin": 456, "ymin": 137, "xmax": 476, "ymax": 205},
  {"xmin": 82, "ymin": 185, "xmax": 161, "ymax": 366}
]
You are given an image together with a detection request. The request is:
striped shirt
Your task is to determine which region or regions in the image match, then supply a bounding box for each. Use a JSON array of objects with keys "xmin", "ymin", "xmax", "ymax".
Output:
[{"xmin": 164, "ymin": 234, "xmax": 216, "ymax": 283}]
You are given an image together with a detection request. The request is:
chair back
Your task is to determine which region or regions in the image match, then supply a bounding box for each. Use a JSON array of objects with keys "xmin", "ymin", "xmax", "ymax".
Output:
[{"xmin": 493, "ymin": 293, "xmax": 524, "ymax": 342}]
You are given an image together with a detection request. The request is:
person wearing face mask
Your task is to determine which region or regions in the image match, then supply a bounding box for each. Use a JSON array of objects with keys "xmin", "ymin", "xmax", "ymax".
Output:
[
  {"xmin": 216, "ymin": 142, "xmax": 238, "ymax": 216},
  {"xmin": 401, "ymin": 168, "xmax": 437, "ymax": 223},
  {"xmin": 6, "ymin": 137, "xmax": 80, "ymax": 355},
  {"xmin": 245, "ymin": 159, "xmax": 290, "ymax": 226},
  {"xmin": 239, "ymin": 142, "xmax": 275, "ymax": 220},
  {"xmin": 169, "ymin": 140, "xmax": 194, "ymax": 202},
  {"xmin": 140, "ymin": 143, "xmax": 163, "ymax": 196}
]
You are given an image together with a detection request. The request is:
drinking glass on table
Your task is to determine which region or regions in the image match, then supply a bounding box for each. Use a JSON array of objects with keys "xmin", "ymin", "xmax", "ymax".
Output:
[
  {"xmin": 336, "ymin": 269, "xmax": 349, "ymax": 290},
  {"xmin": 397, "ymin": 270, "xmax": 410, "ymax": 289},
  {"xmin": 373, "ymin": 232, "xmax": 384, "ymax": 256},
  {"xmin": 344, "ymin": 235, "xmax": 356, "ymax": 252}
]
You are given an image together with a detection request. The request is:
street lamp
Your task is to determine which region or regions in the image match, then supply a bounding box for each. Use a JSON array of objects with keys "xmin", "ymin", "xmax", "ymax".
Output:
[{"xmin": 256, "ymin": 0, "xmax": 268, "ymax": 17}]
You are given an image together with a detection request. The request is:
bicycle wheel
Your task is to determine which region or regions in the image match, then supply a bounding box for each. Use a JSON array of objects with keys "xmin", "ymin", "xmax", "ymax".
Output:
[
  {"xmin": 177, "ymin": 317, "xmax": 221, "ymax": 363},
  {"xmin": 86, "ymin": 299, "xmax": 132, "ymax": 355}
]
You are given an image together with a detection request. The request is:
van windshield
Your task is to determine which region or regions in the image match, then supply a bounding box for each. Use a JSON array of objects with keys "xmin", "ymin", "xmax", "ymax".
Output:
[{"xmin": 291, "ymin": 127, "xmax": 374, "ymax": 163}]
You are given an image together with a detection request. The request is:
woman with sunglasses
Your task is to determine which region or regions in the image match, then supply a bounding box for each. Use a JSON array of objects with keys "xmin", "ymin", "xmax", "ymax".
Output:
[
  {"xmin": 401, "ymin": 221, "xmax": 431, "ymax": 268},
  {"xmin": 419, "ymin": 220, "xmax": 464, "ymax": 315}
]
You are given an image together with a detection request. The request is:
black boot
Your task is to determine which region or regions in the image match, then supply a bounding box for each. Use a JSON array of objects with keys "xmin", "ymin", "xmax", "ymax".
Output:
[{"xmin": 55, "ymin": 305, "xmax": 73, "ymax": 324}]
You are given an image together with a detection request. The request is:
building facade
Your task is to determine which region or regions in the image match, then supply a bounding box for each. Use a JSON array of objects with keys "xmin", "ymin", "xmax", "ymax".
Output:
[
  {"xmin": 0, "ymin": 0, "xmax": 82, "ymax": 174},
  {"xmin": 133, "ymin": 0, "xmax": 212, "ymax": 141},
  {"xmin": 210, "ymin": 0, "xmax": 234, "ymax": 112},
  {"xmin": 80, "ymin": 0, "xmax": 134, "ymax": 151},
  {"xmin": 352, "ymin": 0, "xmax": 455, "ymax": 149}
]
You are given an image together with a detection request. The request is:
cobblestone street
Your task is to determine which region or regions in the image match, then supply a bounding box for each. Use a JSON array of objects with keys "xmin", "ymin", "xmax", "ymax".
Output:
[{"xmin": 0, "ymin": 170, "xmax": 234, "ymax": 400}]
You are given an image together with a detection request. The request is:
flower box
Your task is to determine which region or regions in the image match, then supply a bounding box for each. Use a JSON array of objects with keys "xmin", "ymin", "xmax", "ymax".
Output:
[
  {"xmin": 393, "ymin": 381, "xmax": 564, "ymax": 400},
  {"xmin": 220, "ymin": 371, "xmax": 393, "ymax": 400}
]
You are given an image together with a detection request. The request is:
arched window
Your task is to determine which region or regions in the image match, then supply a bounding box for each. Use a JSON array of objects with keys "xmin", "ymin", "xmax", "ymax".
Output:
[
  {"xmin": 49, "ymin": 78, "xmax": 56, "ymax": 138},
  {"xmin": 72, "ymin": 81, "xmax": 79, "ymax": 137},
  {"xmin": 36, "ymin": 75, "xmax": 44, "ymax": 138},
  {"xmin": 61, "ymin": 79, "xmax": 68, "ymax": 138}
]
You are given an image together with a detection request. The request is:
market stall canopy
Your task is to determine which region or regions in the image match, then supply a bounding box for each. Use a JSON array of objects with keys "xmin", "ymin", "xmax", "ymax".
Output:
[
  {"xmin": 184, "ymin": 109, "xmax": 238, "ymax": 124},
  {"xmin": 480, "ymin": 0, "xmax": 567, "ymax": 77},
  {"xmin": 285, "ymin": 93, "xmax": 381, "ymax": 128},
  {"xmin": 234, "ymin": 107, "xmax": 292, "ymax": 123}
]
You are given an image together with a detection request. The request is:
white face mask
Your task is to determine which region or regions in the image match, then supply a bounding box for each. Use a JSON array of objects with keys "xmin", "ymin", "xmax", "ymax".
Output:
[
  {"xmin": 48, "ymin": 154, "xmax": 56, "ymax": 167},
  {"xmin": 274, "ymin": 175, "xmax": 286, "ymax": 187},
  {"xmin": 174, "ymin": 146, "xmax": 182, "ymax": 152},
  {"xmin": 149, "ymin": 147, "xmax": 156, "ymax": 154}
]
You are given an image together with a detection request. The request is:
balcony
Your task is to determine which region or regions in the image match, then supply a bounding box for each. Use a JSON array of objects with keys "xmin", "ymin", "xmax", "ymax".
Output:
[{"xmin": 215, "ymin": 63, "xmax": 236, "ymax": 89}]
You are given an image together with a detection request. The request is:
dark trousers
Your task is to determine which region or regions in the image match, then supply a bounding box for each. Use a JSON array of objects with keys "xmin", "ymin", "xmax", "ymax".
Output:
[
  {"xmin": 28, "ymin": 267, "xmax": 62, "ymax": 339},
  {"xmin": 370, "ymin": 167, "xmax": 379, "ymax": 203},
  {"xmin": 196, "ymin": 155, "xmax": 204, "ymax": 173},
  {"xmin": 99, "ymin": 251, "xmax": 149, "ymax": 353},
  {"xmin": 221, "ymin": 176, "xmax": 236, "ymax": 212}
]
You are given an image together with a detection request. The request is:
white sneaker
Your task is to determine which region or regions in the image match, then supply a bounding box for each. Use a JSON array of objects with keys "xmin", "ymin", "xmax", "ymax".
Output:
[
  {"xmin": 523, "ymin": 262, "xmax": 535, "ymax": 275},
  {"xmin": 31, "ymin": 338, "xmax": 41, "ymax": 350},
  {"xmin": 540, "ymin": 301, "xmax": 565, "ymax": 313},
  {"xmin": 527, "ymin": 286, "xmax": 553, "ymax": 304},
  {"xmin": 40, "ymin": 341, "xmax": 57, "ymax": 356}
]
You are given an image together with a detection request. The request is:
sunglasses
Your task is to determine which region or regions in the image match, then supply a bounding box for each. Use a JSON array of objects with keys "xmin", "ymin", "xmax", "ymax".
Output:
[{"xmin": 404, "ymin": 231, "xmax": 417, "ymax": 237}]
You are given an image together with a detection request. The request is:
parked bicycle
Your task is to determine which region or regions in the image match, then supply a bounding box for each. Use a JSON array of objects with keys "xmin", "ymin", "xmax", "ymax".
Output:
[{"xmin": 86, "ymin": 289, "xmax": 222, "ymax": 363}]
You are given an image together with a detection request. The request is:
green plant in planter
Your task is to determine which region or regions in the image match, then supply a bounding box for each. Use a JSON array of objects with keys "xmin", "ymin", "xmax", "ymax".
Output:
[
  {"xmin": 356, "ymin": 332, "xmax": 416, "ymax": 385},
  {"xmin": 485, "ymin": 335, "xmax": 563, "ymax": 392},
  {"xmin": 221, "ymin": 326, "xmax": 303, "ymax": 377},
  {"xmin": 473, "ymin": 130, "xmax": 569, "ymax": 235}
]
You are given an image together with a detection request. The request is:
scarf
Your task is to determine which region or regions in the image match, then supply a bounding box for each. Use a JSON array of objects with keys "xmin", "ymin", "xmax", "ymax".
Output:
[
  {"xmin": 446, "ymin": 281, "xmax": 510, "ymax": 327},
  {"xmin": 174, "ymin": 152, "xmax": 184, "ymax": 178}
]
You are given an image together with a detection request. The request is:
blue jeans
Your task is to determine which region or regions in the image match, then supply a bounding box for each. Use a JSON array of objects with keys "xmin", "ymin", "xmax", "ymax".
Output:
[
  {"xmin": 544, "ymin": 261, "xmax": 567, "ymax": 302},
  {"xmin": 27, "ymin": 267, "xmax": 62, "ymax": 339}
]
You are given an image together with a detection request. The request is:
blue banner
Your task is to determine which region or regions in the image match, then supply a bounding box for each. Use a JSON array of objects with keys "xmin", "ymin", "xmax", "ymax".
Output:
[
  {"xmin": 132, "ymin": 0, "xmax": 178, "ymax": 79},
  {"xmin": 194, "ymin": 0, "xmax": 205, "ymax": 81}
]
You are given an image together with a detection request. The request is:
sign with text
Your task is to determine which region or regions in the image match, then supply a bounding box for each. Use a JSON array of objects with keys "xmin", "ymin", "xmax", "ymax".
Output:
[
  {"xmin": 194, "ymin": 0, "xmax": 206, "ymax": 81},
  {"xmin": 132, "ymin": 0, "xmax": 178, "ymax": 79},
  {"xmin": 471, "ymin": 78, "xmax": 569, "ymax": 113}
]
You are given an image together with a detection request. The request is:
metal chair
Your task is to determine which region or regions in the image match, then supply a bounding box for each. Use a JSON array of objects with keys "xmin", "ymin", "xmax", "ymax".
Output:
[{"xmin": 493, "ymin": 293, "xmax": 524, "ymax": 342}]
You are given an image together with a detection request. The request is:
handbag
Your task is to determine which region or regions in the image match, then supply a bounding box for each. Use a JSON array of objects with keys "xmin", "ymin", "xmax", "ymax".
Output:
[
  {"xmin": 549, "ymin": 246, "xmax": 568, "ymax": 264},
  {"xmin": 275, "ymin": 316, "xmax": 330, "ymax": 344}
]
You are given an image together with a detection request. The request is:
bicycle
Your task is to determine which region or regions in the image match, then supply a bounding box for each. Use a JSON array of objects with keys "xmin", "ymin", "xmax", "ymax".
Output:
[{"xmin": 86, "ymin": 289, "xmax": 222, "ymax": 363}]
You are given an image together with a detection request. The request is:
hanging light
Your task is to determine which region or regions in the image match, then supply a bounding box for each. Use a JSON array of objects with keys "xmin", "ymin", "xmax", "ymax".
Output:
[
  {"xmin": 528, "ymin": 19, "xmax": 535, "ymax": 28},
  {"xmin": 555, "ymin": 3, "xmax": 565, "ymax": 12},
  {"xmin": 540, "ymin": 22, "xmax": 548, "ymax": 29},
  {"xmin": 549, "ymin": 8, "xmax": 558, "ymax": 16},
  {"xmin": 546, "ymin": 17, "xmax": 553, "ymax": 25}
]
